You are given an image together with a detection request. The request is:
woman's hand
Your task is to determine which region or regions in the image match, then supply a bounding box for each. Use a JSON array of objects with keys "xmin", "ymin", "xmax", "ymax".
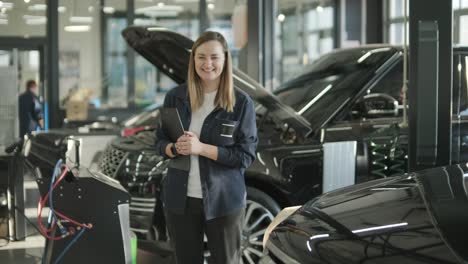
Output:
[{"xmin": 175, "ymin": 132, "xmax": 204, "ymax": 155}]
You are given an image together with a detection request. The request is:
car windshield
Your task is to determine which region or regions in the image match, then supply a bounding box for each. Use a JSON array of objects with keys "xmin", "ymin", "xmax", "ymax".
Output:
[{"xmin": 273, "ymin": 47, "xmax": 396, "ymax": 128}]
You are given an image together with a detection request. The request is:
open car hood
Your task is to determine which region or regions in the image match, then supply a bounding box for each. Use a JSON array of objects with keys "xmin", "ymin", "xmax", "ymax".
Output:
[{"xmin": 121, "ymin": 26, "xmax": 312, "ymax": 136}]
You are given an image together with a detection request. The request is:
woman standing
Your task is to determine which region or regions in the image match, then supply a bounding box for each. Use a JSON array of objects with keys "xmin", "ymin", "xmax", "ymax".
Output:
[{"xmin": 155, "ymin": 31, "xmax": 258, "ymax": 264}]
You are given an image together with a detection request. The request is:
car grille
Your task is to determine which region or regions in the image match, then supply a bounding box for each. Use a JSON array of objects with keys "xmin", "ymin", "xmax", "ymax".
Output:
[
  {"xmin": 97, "ymin": 134, "xmax": 167, "ymax": 238},
  {"xmin": 99, "ymin": 145, "xmax": 127, "ymax": 178}
]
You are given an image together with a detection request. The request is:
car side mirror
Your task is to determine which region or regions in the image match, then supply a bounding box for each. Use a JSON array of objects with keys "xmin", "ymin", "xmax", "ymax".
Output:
[{"xmin": 360, "ymin": 93, "xmax": 399, "ymax": 117}]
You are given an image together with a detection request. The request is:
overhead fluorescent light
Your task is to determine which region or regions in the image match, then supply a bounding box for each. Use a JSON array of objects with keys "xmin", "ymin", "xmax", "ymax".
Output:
[
  {"xmin": 58, "ymin": 6, "xmax": 66, "ymax": 13},
  {"xmin": 23, "ymin": 14, "xmax": 46, "ymax": 25},
  {"xmin": 207, "ymin": 3, "xmax": 215, "ymax": 10},
  {"xmin": 64, "ymin": 25, "xmax": 91, "ymax": 32},
  {"xmin": 134, "ymin": 18, "xmax": 157, "ymax": 26},
  {"xmin": 24, "ymin": 0, "xmax": 31, "ymax": 3},
  {"xmin": 0, "ymin": 18, "xmax": 7, "ymax": 24},
  {"xmin": 28, "ymin": 4, "xmax": 47, "ymax": 11},
  {"xmin": 135, "ymin": 5, "xmax": 184, "ymax": 14},
  {"xmin": 23, "ymin": 15, "xmax": 44, "ymax": 19},
  {"xmin": 174, "ymin": 0, "xmax": 199, "ymax": 2},
  {"xmin": 25, "ymin": 17, "xmax": 47, "ymax": 25},
  {"xmin": 0, "ymin": 2, "xmax": 13, "ymax": 10},
  {"xmin": 142, "ymin": 10, "xmax": 179, "ymax": 17},
  {"xmin": 103, "ymin": 6, "xmax": 115, "ymax": 14},
  {"xmin": 70, "ymin": 16, "xmax": 93, "ymax": 23}
]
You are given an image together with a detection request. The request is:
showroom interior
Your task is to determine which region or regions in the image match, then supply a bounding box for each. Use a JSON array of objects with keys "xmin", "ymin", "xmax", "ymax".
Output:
[{"xmin": 1, "ymin": 0, "xmax": 468, "ymax": 263}]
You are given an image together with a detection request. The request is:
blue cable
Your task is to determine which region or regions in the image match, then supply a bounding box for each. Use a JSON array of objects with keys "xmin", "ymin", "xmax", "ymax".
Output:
[
  {"xmin": 43, "ymin": 159, "xmax": 63, "ymax": 264},
  {"xmin": 53, "ymin": 228, "xmax": 86, "ymax": 264}
]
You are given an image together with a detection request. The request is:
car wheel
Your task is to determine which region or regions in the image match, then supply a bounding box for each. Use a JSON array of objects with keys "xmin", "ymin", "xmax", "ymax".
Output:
[{"xmin": 240, "ymin": 187, "xmax": 280, "ymax": 264}]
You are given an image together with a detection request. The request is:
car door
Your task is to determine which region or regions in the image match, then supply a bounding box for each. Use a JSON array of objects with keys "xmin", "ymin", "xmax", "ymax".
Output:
[{"xmin": 324, "ymin": 59, "xmax": 407, "ymax": 182}]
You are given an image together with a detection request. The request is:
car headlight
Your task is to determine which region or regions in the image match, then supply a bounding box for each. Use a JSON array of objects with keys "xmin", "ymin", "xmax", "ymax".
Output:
[{"xmin": 263, "ymin": 206, "xmax": 301, "ymax": 249}]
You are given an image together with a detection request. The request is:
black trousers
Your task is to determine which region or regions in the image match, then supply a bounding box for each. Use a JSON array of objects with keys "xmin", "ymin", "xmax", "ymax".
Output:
[{"xmin": 165, "ymin": 197, "xmax": 244, "ymax": 264}]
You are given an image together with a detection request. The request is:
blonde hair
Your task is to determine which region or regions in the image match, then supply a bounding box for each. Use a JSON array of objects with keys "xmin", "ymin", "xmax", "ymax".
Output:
[{"xmin": 187, "ymin": 31, "xmax": 235, "ymax": 112}]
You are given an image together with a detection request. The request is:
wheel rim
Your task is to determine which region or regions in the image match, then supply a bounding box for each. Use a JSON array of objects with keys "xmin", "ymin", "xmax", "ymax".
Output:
[{"xmin": 240, "ymin": 200, "xmax": 275, "ymax": 264}]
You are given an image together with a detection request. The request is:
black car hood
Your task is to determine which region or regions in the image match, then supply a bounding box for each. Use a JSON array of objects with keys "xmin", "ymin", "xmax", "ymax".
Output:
[
  {"xmin": 267, "ymin": 164, "xmax": 468, "ymax": 263},
  {"xmin": 121, "ymin": 26, "xmax": 312, "ymax": 136}
]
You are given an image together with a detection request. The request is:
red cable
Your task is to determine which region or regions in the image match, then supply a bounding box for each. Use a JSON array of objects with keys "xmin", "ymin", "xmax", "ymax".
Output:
[{"xmin": 37, "ymin": 166, "xmax": 92, "ymax": 240}]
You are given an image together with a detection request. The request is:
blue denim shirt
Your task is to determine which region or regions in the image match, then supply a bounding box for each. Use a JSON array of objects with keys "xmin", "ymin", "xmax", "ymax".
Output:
[{"xmin": 155, "ymin": 84, "xmax": 258, "ymax": 220}]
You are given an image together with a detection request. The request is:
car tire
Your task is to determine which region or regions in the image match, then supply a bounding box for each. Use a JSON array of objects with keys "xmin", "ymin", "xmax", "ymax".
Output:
[
  {"xmin": 246, "ymin": 187, "xmax": 281, "ymax": 216},
  {"xmin": 240, "ymin": 187, "xmax": 281, "ymax": 264}
]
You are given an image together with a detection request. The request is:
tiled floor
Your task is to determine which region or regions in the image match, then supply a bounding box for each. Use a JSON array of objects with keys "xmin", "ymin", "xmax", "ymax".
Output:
[
  {"xmin": 0, "ymin": 237, "xmax": 44, "ymax": 264},
  {"xmin": 0, "ymin": 239, "xmax": 173, "ymax": 264},
  {"xmin": 1, "ymin": 170, "xmax": 48, "ymax": 264}
]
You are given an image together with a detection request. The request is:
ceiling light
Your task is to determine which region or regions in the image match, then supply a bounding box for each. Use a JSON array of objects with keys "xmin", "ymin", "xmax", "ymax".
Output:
[
  {"xmin": 134, "ymin": 18, "xmax": 157, "ymax": 26},
  {"xmin": 158, "ymin": 2, "xmax": 165, "ymax": 7},
  {"xmin": 24, "ymin": 0, "xmax": 30, "ymax": 3},
  {"xmin": 135, "ymin": 5, "xmax": 184, "ymax": 14},
  {"xmin": 316, "ymin": 5, "xmax": 324, "ymax": 12},
  {"xmin": 70, "ymin": 16, "xmax": 93, "ymax": 23},
  {"xmin": 142, "ymin": 10, "xmax": 178, "ymax": 17},
  {"xmin": 103, "ymin": 6, "xmax": 115, "ymax": 14},
  {"xmin": 277, "ymin": 13, "xmax": 285, "ymax": 22},
  {"xmin": 23, "ymin": 15, "xmax": 44, "ymax": 19},
  {"xmin": 0, "ymin": 2, "xmax": 13, "ymax": 10},
  {"xmin": 24, "ymin": 15, "xmax": 46, "ymax": 25},
  {"xmin": 28, "ymin": 4, "xmax": 47, "ymax": 11},
  {"xmin": 207, "ymin": 3, "xmax": 215, "ymax": 10},
  {"xmin": 88, "ymin": 6, "xmax": 94, "ymax": 13},
  {"xmin": 26, "ymin": 20, "xmax": 46, "ymax": 25},
  {"xmin": 64, "ymin": 25, "xmax": 91, "ymax": 32},
  {"xmin": 174, "ymin": 0, "xmax": 199, "ymax": 2},
  {"xmin": 0, "ymin": 8, "xmax": 5, "ymax": 14},
  {"xmin": 58, "ymin": 6, "xmax": 66, "ymax": 13}
]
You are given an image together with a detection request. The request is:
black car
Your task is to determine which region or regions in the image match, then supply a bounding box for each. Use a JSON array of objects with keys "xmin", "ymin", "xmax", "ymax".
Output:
[
  {"xmin": 67, "ymin": 102, "xmax": 161, "ymax": 136},
  {"xmin": 260, "ymin": 163, "xmax": 468, "ymax": 264},
  {"xmin": 99, "ymin": 27, "xmax": 468, "ymax": 263}
]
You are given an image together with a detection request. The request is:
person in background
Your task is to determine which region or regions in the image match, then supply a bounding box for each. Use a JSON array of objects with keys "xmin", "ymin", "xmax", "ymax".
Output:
[
  {"xmin": 155, "ymin": 31, "xmax": 258, "ymax": 264},
  {"xmin": 19, "ymin": 80, "xmax": 44, "ymax": 138}
]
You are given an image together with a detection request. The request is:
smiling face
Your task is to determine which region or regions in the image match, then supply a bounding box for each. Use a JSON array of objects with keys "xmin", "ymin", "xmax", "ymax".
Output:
[{"xmin": 194, "ymin": 40, "xmax": 226, "ymax": 83}]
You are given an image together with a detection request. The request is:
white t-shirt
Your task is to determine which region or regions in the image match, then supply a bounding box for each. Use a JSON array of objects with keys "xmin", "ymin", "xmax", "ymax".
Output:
[{"xmin": 187, "ymin": 89, "xmax": 217, "ymax": 198}]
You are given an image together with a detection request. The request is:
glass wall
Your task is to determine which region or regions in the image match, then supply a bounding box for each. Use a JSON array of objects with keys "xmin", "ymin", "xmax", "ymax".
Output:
[
  {"xmin": 132, "ymin": 0, "xmax": 199, "ymax": 107},
  {"xmin": 102, "ymin": 0, "xmax": 128, "ymax": 108},
  {"xmin": 454, "ymin": 0, "xmax": 468, "ymax": 45},
  {"xmin": 275, "ymin": 0, "xmax": 335, "ymax": 87},
  {"xmin": 58, "ymin": 0, "xmax": 103, "ymax": 110},
  {"xmin": 0, "ymin": 1, "xmax": 47, "ymax": 37},
  {"xmin": 384, "ymin": 0, "xmax": 468, "ymax": 45},
  {"xmin": 205, "ymin": 0, "xmax": 244, "ymax": 68},
  {"xmin": 58, "ymin": 0, "xmax": 202, "ymax": 111}
]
